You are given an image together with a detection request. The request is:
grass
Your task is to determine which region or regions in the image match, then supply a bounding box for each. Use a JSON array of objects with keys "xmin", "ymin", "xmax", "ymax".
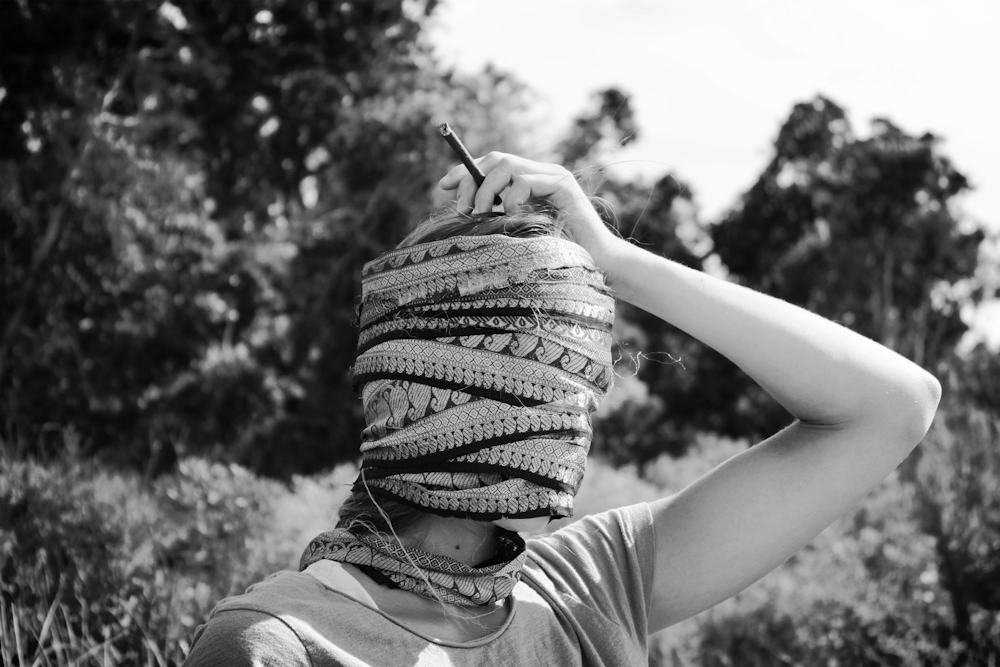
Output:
[{"xmin": 0, "ymin": 455, "xmax": 358, "ymax": 665}]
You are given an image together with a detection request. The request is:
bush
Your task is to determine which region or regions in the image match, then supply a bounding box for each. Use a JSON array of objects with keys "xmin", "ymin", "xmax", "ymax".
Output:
[
  {"xmin": 1, "ymin": 459, "xmax": 137, "ymax": 665},
  {"xmin": 0, "ymin": 454, "xmax": 358, "ymax": 665},
  {"xmin": 655, "ymin": 403, "xmax": 1000, "ymax": 666}
]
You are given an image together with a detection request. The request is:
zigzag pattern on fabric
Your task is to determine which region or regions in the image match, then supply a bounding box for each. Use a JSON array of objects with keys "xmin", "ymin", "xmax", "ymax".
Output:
[
  {"xmin": 353, "ymin": 339, "xmax": 607, "ymax": 411},
  {"xmin": 361, "ymin": 438, "xmax": 589, "ymax": 494},
  {"xmin": 299, "ymin": 527, "xmax": 527, "ymax": 607},
  {"xmin": 300, "ymin": 234, "xmax": 615, "ymax": 607},
  {"xmin": 360, "ymin": 395, "xmax": 589, "ymax": 461},
  {"xmin": 351, "ymin": 234, "xmax": 614, "ymax": 522},
  {"xmin": 356, "ymin": 311, "xmax": 612, "ymax": 357},
  {"xmin": 358, "ymin": 275, "xmax": 614, "ymax": 330},
  {"xmin": 357, "ymin": 475, "xmax": 575, "ymax": 520}
]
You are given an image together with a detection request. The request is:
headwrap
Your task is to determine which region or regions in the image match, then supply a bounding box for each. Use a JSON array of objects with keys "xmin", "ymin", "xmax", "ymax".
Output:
[{"xmin": 300, "ymin": 233, "xmax": 615, "ymax": 606}]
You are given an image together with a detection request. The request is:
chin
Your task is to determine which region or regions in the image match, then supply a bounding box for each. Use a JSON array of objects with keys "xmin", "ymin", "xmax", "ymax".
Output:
[{"xmin": 493, "ymin": 516, "xmax": 550, "ymax": 533}]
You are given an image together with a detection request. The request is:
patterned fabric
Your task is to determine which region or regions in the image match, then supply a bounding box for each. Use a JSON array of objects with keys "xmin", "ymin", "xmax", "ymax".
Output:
[
  {"xmin": 299, "ymin": 526, "xmax": 527, "ymax": 607},
  {"xmin": 301, "ymin": 233, "xmax": 615, "ymax": 607},
  {"xmin": 352, "ymin": 234, "xmax": 615, "ymax": 520}
]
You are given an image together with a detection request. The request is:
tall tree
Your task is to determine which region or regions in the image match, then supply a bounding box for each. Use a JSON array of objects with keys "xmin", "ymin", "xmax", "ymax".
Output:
[
  {"xmin": 708, "ymin": 95, "xmax": 984, "ymax": 438},
  {"xmin": 714, "ymin": 96, "xmax": 982, "ymax": 366},
  {"xmin": 0, "ymin": 0, "xmax": 536, "ymax": 476},
  {"xmin": 580, "ymin": 94, "xmax": 987, "ymax": 467}
]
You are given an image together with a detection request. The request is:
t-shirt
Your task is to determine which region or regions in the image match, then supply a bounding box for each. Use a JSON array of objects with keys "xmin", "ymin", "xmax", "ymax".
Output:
[{"xmin": 183, "ymin": 502, "xmax": 656, "ymax": 666}]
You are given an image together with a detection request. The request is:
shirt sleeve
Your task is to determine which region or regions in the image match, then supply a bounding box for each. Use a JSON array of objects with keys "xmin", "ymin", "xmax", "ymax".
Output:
[
  {"xmin": 183, "ymin": 608, "xmax": 311, "ymax": 667},
  {"xmin": 525, "ymin": 502, "xmax": 657, "ymax": 640}
]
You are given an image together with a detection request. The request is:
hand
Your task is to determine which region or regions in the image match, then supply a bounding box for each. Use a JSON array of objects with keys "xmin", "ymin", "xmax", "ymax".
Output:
[{"xmin": 437, "ymin": 152, "xmax": 623, "ymax": 274}]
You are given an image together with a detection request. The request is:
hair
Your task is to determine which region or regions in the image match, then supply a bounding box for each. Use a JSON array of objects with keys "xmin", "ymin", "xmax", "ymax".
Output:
[
  {"xmin": 398, "ymin": 205, "xmax": 569, "ymax": 247},
  {"xmin": 336, "ymin": 205, "xmax": 568, "ymax": 541}
]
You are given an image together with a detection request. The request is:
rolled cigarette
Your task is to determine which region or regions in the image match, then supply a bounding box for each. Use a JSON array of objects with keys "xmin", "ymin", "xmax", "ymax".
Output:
[{"xmin": 438, "ymin": 123, "xmax": 502, "ymax": 209}]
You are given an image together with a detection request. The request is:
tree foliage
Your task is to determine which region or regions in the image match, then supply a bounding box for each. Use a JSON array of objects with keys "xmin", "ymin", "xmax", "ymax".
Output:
[
  {"xmin": 558, "ymin": 87, "xmax": 639, "ymax": 167},
  {"xmin": 708, "ymin": 96, "xmax": 984, "ymax": 437},
  {"xmin": 0, "ymin": 0, "xmax": 533, "ymax": 476},
  {"xmin": 556, "ymin": 91, "xmax": 991, "ymax": 470}
]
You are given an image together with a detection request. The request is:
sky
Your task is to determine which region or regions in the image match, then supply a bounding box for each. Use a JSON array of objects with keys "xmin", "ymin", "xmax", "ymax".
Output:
[
  {"xmin": 428, "ymin": 0, "xmax": 999, "ymax": 228},
  {"xmin": 428, "ymin": 0, "xmax": 1000, "ymax": 348}
]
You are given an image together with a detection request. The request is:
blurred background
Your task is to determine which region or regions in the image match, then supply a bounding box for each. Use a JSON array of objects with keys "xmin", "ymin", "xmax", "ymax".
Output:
[{"xmin": 1, "ymin": 1, "xmax": 997, "ymax": 664}]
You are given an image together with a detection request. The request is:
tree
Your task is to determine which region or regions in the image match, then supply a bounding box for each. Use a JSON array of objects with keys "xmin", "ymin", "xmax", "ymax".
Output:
[
  {"xmin": 0, "ymin": 0, "xmax": 535, "ymax": 476},
  {"xmin": 706, "ymin": 95, "xmax": 984, "ymax": 438},
  {"xmin": 582, "ymin": 94, "xmax": 987, "ymax": 470},
  {"xmin": 558, "ymin": 87, "xmax": 639, "ymax": 167}
]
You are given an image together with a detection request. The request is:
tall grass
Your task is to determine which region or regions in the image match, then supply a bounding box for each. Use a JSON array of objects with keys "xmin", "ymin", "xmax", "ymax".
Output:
[{"xmin": 0, "ymin": 455, "xmax": 357, "ymax": 665}]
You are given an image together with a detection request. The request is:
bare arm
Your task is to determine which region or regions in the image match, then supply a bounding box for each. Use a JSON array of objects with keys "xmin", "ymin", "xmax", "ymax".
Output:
[
  {"xmin": 439, "ymin": 153, "xmax": 942, "ymax": 633},
  {"xmin": 607, "ymin": 242, "xmax": 940, "ymax": 630}
]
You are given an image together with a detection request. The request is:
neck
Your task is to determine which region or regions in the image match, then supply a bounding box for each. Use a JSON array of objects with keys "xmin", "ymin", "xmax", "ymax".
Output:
[{"xmin": 401, "ymin": 515, "xmax": 499, "ymax": 567}]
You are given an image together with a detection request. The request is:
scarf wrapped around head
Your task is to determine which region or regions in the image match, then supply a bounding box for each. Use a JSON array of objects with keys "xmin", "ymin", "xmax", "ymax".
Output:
[{"xmin": 350, "ymin": 233, "xmax": 615, "ymax": 520}]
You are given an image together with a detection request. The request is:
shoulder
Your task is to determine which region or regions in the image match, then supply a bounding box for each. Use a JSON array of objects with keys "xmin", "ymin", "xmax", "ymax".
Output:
[
  {"xmin": 184, "ymin": 607, "xmax": 310, "ymax": 667},
  {"xmin": 524, "ymin": 502, "xmax": 655, "ymax": 606},
  {"xmin": 518, "ymin": 503, "xmax": 657, "ymax": 658},
  {"xmin": 185, "ymin": 571, "xmax": 335, "ymax": 667},
  {"xmin": 526, "ymin": 502, "xmax": 656, "ymax": 574}
]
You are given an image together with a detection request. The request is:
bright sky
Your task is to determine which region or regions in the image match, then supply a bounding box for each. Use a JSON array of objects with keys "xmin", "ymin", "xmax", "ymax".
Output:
[
  {"xmin": 428, "ymin": 0, "xmax": 999, "ymax": 229},
  {"xmin": 429, "ymin": 0, "xmax": 1000, "ymax": 348}
]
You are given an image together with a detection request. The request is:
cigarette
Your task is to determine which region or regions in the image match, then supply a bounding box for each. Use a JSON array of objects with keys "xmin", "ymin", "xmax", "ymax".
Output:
[
  {"xmin": 438, "ymin": 123, "xmax": 485, "ymax": 185},
  {"xmin": 438, "ymin": 122, "xmax": 502, "ymax": 208}
]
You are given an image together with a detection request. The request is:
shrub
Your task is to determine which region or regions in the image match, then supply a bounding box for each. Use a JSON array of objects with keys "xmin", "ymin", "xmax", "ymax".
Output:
[
  {"xmin": 669, "ymin": 400, "xmax": 1000, "ymax": 667},
  {"xmin": 0, "ymin": 459, "xmax": 149, "ymax": 665},
  {"xmin": 0, "ymin": 455, "xmax": 359, "ymax": 665}
]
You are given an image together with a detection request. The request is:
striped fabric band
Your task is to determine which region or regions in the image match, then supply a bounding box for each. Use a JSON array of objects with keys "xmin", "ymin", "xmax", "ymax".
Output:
[
  {"xmin": 351, "ymin": 234, "xmax": 615, "ymax": 521},
  {"xmin": 299, "ymin": 526, "xmax": 527, "ymax": 607}
]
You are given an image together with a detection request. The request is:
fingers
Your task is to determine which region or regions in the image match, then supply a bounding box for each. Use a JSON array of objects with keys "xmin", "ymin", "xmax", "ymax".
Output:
[
  {"xmin": 440, "ymin": 152, "xmax": 504, "ymax": 214},
  {"xmin": 473, "ymin": 157, "xmax": 514, "ymax": 213},
  {"xmin": 439, "ymin": 152, "xmax": 572, "ymax": 214},
  {"xmin": 502, "ymin": 174, "xmax": 563, "ymax": 214},
  {"xmin": 455, "ymin": 172, "xmax": 478, "ymax": 213},
  {"xmin": 502, "ymin": 176, "xmax": 533, "ymax": 215},
  {"xmin": 438, "ymin": 152, "xmax": 505, "ymax": 191}
]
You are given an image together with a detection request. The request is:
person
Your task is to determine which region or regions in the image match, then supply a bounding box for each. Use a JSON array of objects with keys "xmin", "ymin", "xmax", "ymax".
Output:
[{"xmin": 184, "ymin": 154, "xmax": 941, "ymax": 666}]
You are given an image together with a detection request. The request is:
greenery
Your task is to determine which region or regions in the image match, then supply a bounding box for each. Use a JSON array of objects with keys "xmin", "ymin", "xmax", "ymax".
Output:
[
  {"xmin": 0, "ymin": 452, "xmax": 356, "ymax": 665},
  {"xmin": 650, "ymin": 397, "xmax": 1000, "ymax": 667},
  {"xmin": 1, "ymin": 1, "xmax": 997, "ymax": 665}
]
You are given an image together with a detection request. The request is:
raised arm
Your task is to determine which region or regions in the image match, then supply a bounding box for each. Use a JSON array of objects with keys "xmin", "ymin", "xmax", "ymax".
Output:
[
  {"xmin": 596, "ymin": 239, "xmax": 940, "ymax": 631},
  {"xmin": 439, "ymin": 153, "xmax": 941, "ymax": 632}
]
